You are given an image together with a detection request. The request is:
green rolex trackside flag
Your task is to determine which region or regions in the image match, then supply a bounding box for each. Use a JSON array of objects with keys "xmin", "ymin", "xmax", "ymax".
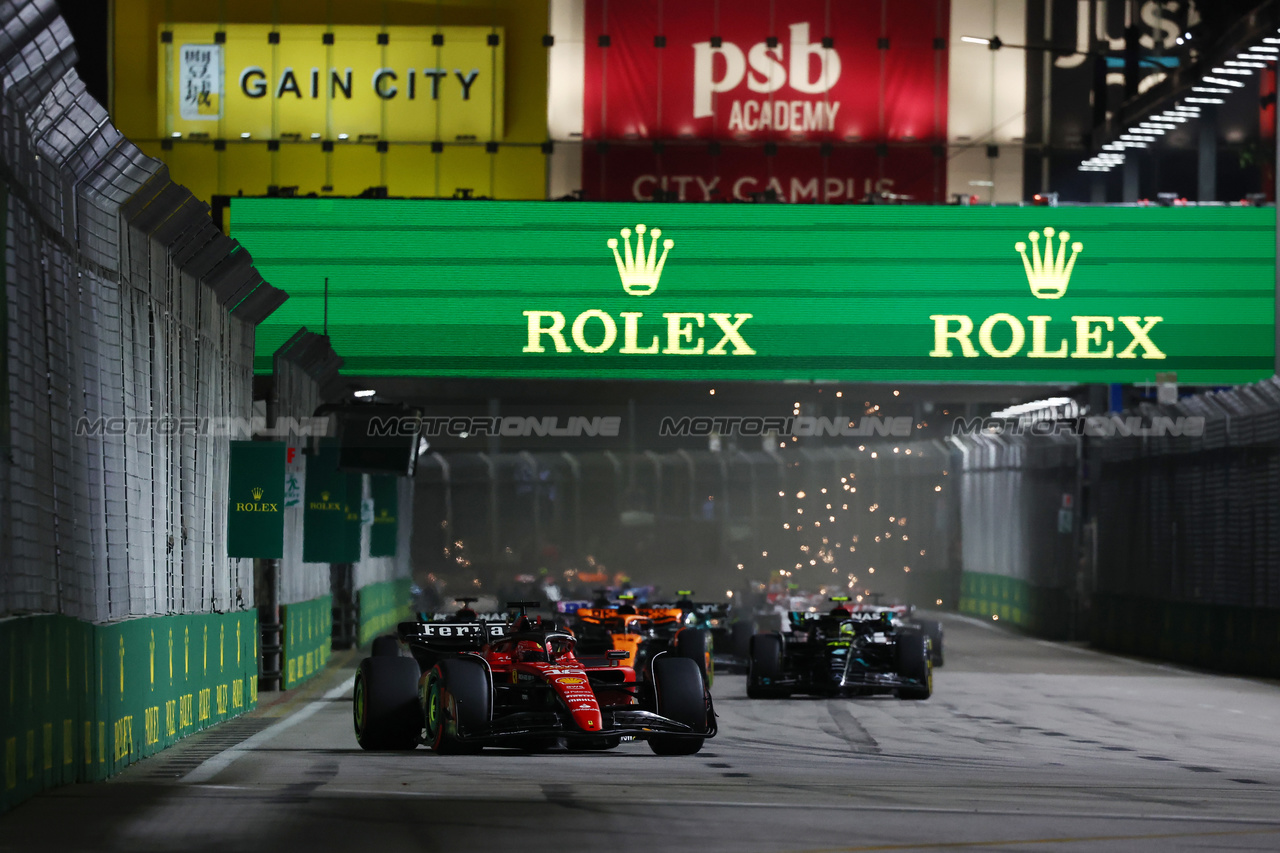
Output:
[
  {"xmin": 370, "ymin": 475, "xmax": 399, "ymax": 557},
  {"xmin": 303, "ymin": 441, "xmax": 351, "ymax": 563},
  {"xmin": 228, "ymin": 441, "xmax": 286, "ymax": 558}
]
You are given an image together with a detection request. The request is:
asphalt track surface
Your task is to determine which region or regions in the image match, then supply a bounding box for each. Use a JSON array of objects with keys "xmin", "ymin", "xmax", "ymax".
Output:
[{"xmin": 4, "ymin": 614, "xmax": 1280, "ymax": 853}]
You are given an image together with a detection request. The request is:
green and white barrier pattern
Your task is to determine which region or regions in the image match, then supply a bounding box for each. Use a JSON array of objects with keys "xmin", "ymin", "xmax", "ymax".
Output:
[
  {"xmin": 357, "ymin": 578, "xmax": 413, "ymax": 647},
  {"xmin": 1, "ymin": 610, "xmax": 258, "ymax": 814},
  {"xmin": 281, "ymin": 595, "xmax": 332, "ymax": 690}
]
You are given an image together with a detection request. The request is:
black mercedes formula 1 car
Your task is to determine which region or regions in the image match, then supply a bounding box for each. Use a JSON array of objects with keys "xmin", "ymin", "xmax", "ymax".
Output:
[
  {"xmin": 747, "ymin": 597, "xmax": 932, "ymax": 700},
  {"xmin": 354, "ymin": 602, "xmax": 717, "ymax": 755},
  {"xmin": 850, "ymin": 593, "xmax": 945, "ymax": 667}
]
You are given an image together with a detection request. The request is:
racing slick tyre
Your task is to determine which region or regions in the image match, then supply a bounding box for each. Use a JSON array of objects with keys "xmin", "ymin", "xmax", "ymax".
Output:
[
  {"xmin": 648, "ymin": 656, "xmax": 708, "ymax": 756},
  {"xmin": 675, "ymin": 627, "xmax": 713, "ymax": 687},
  {"xmin": 371, "ymin": 634, "xmax": 400, "ymax": 658},
  {"xmin": 731, "ymin": 620, "xmax": 754, "ymax": 660},
  {"xmin": 895, "ymin": 628, "xmax": 933, "ymax": 700},
  {"xmin": 747, "ymin": 633, "xmax": 789, "ymax": 699},
  {"xmin": 917, "ymin": 620, "xmax": 944, "ymax": 667},
  {"xmin": 353, "ymin": 656, "xmax": 422, "ymax": 750},
  {"xmin": 425, "ymin": 657, "xmax": 491, "ymax": 754}
]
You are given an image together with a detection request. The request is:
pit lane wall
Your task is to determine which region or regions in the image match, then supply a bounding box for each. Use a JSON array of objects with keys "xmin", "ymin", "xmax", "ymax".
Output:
[
  {"xmin": 357, "ymin": 578, "xmax": 414, "ymax": 648},
  {"xmin": 1, "ymin": 611, "xmax": 257, "ymax": 814}
]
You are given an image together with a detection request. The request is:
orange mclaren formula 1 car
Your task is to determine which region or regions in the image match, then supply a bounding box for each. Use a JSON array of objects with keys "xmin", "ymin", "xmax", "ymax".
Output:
[
  {"xmin": 570, "ymin": 594, "xmax": 714, "ymax": 684},
  {"xmin": 355, "ymin": 602, "xmax": 717, "ymax": 755}
]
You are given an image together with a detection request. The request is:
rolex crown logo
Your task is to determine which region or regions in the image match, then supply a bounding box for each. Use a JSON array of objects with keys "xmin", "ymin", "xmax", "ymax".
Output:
[
  {"xmin": 251, "ymin": 486, "xmax": 264, "ymax": 500},
  {"xmin": 1015, "ymin": 227, "xmax": 1082, "ymax": 300},
  {"xmin": 608, "ymin": 223, "xmax": 674, "ymax": 296},
  {"xmin": 321, "ymin": 491, "xmax": 330, "ymax": 501}
]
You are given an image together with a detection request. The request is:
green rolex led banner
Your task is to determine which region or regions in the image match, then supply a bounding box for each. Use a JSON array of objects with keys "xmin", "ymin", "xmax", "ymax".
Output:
[
  {"xmin": 233, "ymin": 200, "xmax": 1276, "ymax": 385},
  {"xmin": 227, "ymin": 441, "xmax": 285, "ymax": 558}
]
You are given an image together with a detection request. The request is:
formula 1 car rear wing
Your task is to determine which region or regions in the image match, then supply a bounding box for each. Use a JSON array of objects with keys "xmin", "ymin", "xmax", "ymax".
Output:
[
  {"xmin": 786, "ymin": 611, "xmax": 897, "ymax": 631},
  {"xmin": 397, "ymin": 620, "xmax": 512, "ymax": 647},
  {"xmin": 417, "ymin": 611, "xmax": 510, "ymax": 624}
]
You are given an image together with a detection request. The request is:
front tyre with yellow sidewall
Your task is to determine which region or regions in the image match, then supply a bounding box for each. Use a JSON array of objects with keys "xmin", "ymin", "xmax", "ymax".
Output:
[
  {"xmin": 354, "ymin": 656, "xmax": 422, "ymax": 750},
  {"xmin": 895, "ymin": 628, "xmax": 933, "ymax": 700}
]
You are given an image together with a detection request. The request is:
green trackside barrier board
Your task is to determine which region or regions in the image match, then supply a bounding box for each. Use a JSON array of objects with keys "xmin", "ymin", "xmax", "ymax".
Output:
[
  {"xmin": 959, "ymin": 571, "xmax": 1030, "ymax": 627},
  {"xmin": 281, "ymin": 595, "xmax": 332, "ymax": 690},
  {"xmin": 958, "ymin": 570, "xmax": 1074, "ymax": 639},
  {"xmin": 232, "ymin": 200, "xmax": 1276, "ymax": 384},
  {"xmin": 0, "ymin": 610, "xmax": 257, "ymax": 814},
  {"xmin": 357, "ymin": 578, "xmax": 413, "ymax": 647}
]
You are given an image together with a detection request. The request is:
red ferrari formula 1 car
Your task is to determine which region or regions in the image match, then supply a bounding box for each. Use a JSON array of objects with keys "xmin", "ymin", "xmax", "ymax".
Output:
[{"xmin": 354, "ymin": 602, "xmax": 716, "ymax": 755}]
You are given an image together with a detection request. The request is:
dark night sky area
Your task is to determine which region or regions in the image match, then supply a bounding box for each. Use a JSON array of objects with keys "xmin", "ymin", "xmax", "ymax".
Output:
[{"xmin": 58, "ymin": 0, "xmax": 109, "ymax": 108}]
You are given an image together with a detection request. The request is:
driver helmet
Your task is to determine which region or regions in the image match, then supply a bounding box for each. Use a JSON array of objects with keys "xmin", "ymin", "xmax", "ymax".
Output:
[
  {"xmin": 547, "ymin": 635, "xmax": 574, "ymax": 660},
  {"xmin": 514, "ymin": 638, "xmax": 549, "ymax": 663}
]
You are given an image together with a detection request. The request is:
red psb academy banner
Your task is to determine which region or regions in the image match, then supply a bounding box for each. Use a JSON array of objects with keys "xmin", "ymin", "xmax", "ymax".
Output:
[{"xmin": 582, "ymin": 0, "xmax": 949, "ymax": 203}]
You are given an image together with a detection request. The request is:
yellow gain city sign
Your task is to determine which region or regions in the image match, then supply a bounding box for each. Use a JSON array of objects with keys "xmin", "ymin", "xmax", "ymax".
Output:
[{"xmin": 158, "ymin": 24, "xmax": 504, "ymax": 142}]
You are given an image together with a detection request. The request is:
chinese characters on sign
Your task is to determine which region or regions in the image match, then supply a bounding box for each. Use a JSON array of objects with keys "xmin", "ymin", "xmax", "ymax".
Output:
[{"xmin": 178, "ymin": 44, "xmax": 223, "ymax": 120}]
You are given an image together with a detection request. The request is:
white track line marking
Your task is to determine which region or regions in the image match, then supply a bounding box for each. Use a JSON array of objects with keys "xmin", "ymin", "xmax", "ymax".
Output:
[
  {"xmin": 219, "ymin": 786, "xmax": 1279, "ymax": 826},
  {"xmin": 183, "ymin": 676, "xmax": 355, "ymax": 784}
]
